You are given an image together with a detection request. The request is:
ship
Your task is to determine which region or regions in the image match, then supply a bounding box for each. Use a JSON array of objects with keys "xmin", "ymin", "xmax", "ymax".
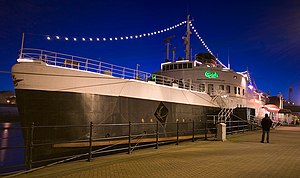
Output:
[{"xmin": 11, "ymin": 16, "xmax": 267, "ymax": 159}]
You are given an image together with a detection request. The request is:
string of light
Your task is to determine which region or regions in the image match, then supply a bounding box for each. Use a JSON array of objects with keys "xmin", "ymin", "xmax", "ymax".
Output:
[
  {"xmin": 190, "ymin": 22, "xmax": 228, "ymax": 68},
  {"xmin": 46, "ymin": 21, "xmax": 187, "ymax": 42}
]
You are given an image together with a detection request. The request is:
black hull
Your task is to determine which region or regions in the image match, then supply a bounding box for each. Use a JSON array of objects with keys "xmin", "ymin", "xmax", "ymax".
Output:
[{"xmin": 15, "ymin": 89, "xmax": 219, "ymax": 161}]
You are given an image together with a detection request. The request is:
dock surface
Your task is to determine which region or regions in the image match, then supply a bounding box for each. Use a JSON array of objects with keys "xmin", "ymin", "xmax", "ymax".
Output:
[{"xmin": 10, "ymin": 126, "xmax": 300, "ymax": 178}]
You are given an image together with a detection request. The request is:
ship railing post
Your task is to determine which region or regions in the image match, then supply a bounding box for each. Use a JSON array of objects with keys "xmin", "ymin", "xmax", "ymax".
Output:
[
  {"xmin": 39, "ymin": 50, "xmax": 43, "ymax": 61},
  {"xmin": 54, "ymin": 53, "xmax": 57, "ymax": 66},
  {"xmin": 71, "ymin": 56, "xmax": 74, "ymax": 68},
  {"xmin": 85, "ymin": 59, "xmax": 88, "ymax": 71},
  {"xmin": 128, "ymin": 122, "xmax": 131, "ymax": 154},
  {"xmin": 122, "ymin": 67, "xmax": 125, "ymax": 78},
  {"xmin": 176, "ymin": 120, "xmax": 179, "ymax": 145},
  {"xmin": 192, "ymin": 120, "xmax": 195, "ymax": 142},
  {"xmin": 98, "ymin": 62, "xmax": 101, "ymax": 73},
  {"xmin": 155, "ymin": 121, "xmax": 159, "ymax": 149},
  {"xmin": 28, "ymin": 122, "xmax": 34, "ymax": 170},
  {"xmin": 88, "ymin": 122, "xmax": 93, "ymax": 162},
  {"xmin": 204, "ymin": 119, "xmax": 208, "ymax": 140}
]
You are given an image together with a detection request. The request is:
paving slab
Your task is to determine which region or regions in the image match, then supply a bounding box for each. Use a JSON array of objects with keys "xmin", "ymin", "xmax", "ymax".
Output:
[{"xmin": 7, "ymin": 126, "xmax": 300, "ymax": 178}]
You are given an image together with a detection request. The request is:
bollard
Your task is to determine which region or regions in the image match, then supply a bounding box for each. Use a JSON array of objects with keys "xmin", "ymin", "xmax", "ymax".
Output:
[
  {"xmin": 176, "ymin": 121, "xmax": 179, "ymax": 145},
  {"xmin": 88, "ymin": 122, "xmax": 93, "ymax": 162},
  {"xmin": 155, "ymin": 121, "xmax": 159, "ymax": 149},
  {"xmin": 128, "ymin": 122, "xmax": 131, "ymax": 154},
  {"xmin": 217, "ymin": 123, "xmax": 226, "ymax": 141}
]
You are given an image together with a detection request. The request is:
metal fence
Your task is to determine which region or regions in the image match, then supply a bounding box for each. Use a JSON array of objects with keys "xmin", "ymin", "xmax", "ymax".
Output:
[
  {"xmin": 19, "ymin": 48, "xmax": 210, "ymax": 93},
  {"xmin": 0, "ymin": 119, "xmax": 257, "ymax": 175}
]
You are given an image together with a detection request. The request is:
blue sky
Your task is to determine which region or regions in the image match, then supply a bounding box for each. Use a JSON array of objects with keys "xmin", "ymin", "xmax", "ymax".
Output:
[{"xmin": 1, "ymin": 0, "xmax": 300, "ymax": 104}]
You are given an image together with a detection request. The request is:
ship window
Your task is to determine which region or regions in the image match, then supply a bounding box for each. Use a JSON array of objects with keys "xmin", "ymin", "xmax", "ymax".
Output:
[
  {"xmin": 238, "ymin": 87, "xmax": 241, "ymax": 95},
  {"xmin": 163, "ymin": 65, "xmax": 166, "ymax": 71},
  {"xmin": 183, "ymin": 63, "xmax": 187, "ymax": 68},
  {"xmin": 234, "ymin": 86, "xmax": 237, "ymax": 94},
  {"xmin": 219, "ymin": 85, "xmax": 224, "ymax": 91},
  {"xmin": 233, "ymin": 76, "xmax": 237, "ymax": 79},
  {"xmin": 243, "ymin": 89, "xmax": 245, "ymax": 96},
  {"xmin": 226, "ymin": 85, "xmax": 230, "ymax": 93},
  {"xmin": 174, "ymin": 64, "xmax": 178, "ymax": 69},
  {"xmin": 199, "ymin": 84, "xmax": 205, "ymax": 92},
  {"xmin": 179, "ymin": 64, "xmax": 183, "ymax": 69},
  {"xmin": 170, "ymin": 64, "xmax": 173, "ymax": 70},
  {"xmin": 188, "ymin": 63, "xmax": 192, "ymax": 68},
  {"xmin": 166, "ymin": 65, "xmax": 170, "ymax": 70},
  {"xmin": 208, "ymin": 84, "xmax": 214, "ymax": 95}
]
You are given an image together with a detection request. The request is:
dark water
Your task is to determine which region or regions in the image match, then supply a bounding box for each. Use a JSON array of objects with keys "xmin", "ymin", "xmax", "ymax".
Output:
[{"xmin": 0, "ymin": 122, "xmax": 27, "ymax": 174}]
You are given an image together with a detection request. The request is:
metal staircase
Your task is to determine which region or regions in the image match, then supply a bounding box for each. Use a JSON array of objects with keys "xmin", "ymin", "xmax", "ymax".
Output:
[
  {"xmin": 211, "ymin": 90, "xmax": 234, "ymax": 123},
  {"xmin": 217, "ymin": 108, "xmax": 234, "ymax": 123}
]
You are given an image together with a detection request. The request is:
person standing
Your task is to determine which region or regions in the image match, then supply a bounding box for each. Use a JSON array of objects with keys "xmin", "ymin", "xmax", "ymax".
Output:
[{"xmin": 261, "ymin": 113, "xmax": 273, "ymax": 143}]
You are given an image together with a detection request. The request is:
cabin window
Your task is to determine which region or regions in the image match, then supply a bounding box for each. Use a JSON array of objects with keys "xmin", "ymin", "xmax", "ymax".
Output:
[
  {"xmin": 234, "ymin": 86, "xmax": 237, "ymax": 94},
  {"xmin": 174, "ymin": 64, "xmax": 178, "ymax": 69},
  {"xmin": 226, "ymin": 85, "xmax": 230, "ymax": 93},
  {"xmin": 179, "ymin": 64, "xmax": 183, "ymax": 69},
  {"xmin": 170, "ymin": 64, "xmax": 173, "ymax": 70},
  {"xmin": 166, "ymin": 65, "xmax": 170, "ymax": 70},
  {"xmin": 199, "ymin": 84, "xmax": 205, "ymax": 92},
  {"xmin": 188, "ymin": 63, "xmax": 192, "ymax": 68},
  {"xmin": 163, "ymin": 65, "xmax": 166, "ymax": 71},
  {"xmin": 208, "ymin": 84, "xmax": 214, "ymax": 95},
  {"xmin": 233, "ymin": 76, "xmax": 237, "ymax": 79},
  {"xmin": 183, "ymin": 63, "xmax": 187, "ymax": 69},
  {"xmin": 243, "ymin": 89, "xmax": 245, "ymax": 96},
  {"xmin": 238, "ymin": 87, "xmax": 241, "ymax": 95},
  {"xmin": 219, "ymin": 85, "xmax": 224, "ymax": 91}
]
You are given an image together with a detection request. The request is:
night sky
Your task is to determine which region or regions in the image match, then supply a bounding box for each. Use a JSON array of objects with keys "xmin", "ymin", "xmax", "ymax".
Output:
[{"xmin": 1, "ymin": 0, "xmax": 300, "ymax": 104}]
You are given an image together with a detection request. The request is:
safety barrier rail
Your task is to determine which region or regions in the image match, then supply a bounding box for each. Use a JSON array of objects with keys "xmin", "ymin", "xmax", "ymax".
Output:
[
  {"xmin": 0, "ymin": 119, "xmax": 258, "ymax": 175},
  {"xmin": 18, "ymin": 48, "xmax": 206, "ymax": 93}
]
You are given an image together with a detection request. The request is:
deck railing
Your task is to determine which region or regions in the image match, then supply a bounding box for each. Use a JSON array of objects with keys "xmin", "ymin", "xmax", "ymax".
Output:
[{"xmin": 19, "ymin": 48, "xmax": 205, "ymax": 93}]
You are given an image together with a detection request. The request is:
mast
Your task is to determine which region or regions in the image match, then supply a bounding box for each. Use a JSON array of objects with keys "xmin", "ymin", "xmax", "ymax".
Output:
[{"xmin": 184, "ymin": 15, "xmax": 191, "ymax": 60}]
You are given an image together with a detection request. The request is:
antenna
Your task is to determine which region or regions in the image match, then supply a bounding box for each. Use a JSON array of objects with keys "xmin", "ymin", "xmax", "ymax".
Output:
[
  {"xmin": 163, "ymin": 35, "xmax": 175, "ymax": 62},
  {"xmin": 19, "ymin": 32, "xmax": 25, "ymax": 59},
  {"xmin": 227, "ymin": 49, "xmax": 230, "ymax": 69},
  {"xmin": 172, "ymin": 47, "xmax": 176, "ymax": 62},
  {"xmin": 289, "ymin": 84, "xmax": 293, "ymax": 103}
]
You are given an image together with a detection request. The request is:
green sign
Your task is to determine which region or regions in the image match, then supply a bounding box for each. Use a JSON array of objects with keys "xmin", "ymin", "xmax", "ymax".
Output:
[
  {"xmin": 205, "ymin": 71, "xmax": 219, "ymax": 79},
  {"xmin": 151, "ymin": 74, "xmax": 157, "ymax": 80}
]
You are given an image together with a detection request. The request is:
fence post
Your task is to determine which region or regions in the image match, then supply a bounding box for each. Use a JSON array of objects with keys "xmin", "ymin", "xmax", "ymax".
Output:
[
  {"xmin": 88, "ymin": 122, "xmax": 93, "ymax": 162},
  {"xmin": 204, "ymin": 119, "xmax": 208, "ymax": 140},
  {"xmin": 176, "ymin": 121, "xmax": 179, "ymax": 145},
  {"xmin": 192, "ymin": 120, "xmax": 195, "ymax": 142},
  {"xmin": 128, "ymin": 122, "xmax": 131, "ymax": 154},
  {"xmin": 28, "ymin": 122, "xmax": 34, "ymax": 170},
  {"xmin": 155, "ymin": 121, "xmax": 159, "ymax": 149}
]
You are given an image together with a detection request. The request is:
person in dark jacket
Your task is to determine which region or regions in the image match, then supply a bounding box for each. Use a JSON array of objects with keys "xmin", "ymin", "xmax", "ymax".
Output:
[{"xmin": 261, "ymin": 113, "xmax": 273, "ymax": 143}]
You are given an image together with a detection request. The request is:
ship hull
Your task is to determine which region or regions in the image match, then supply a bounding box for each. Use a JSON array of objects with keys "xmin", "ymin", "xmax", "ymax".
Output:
[
  {"xmin": 16, "ymin": 89, "xmax": 218, "ymax": 141},
  {"xmin": 12, "ymin": 61, "xmax": 222, "ymax": 161}
]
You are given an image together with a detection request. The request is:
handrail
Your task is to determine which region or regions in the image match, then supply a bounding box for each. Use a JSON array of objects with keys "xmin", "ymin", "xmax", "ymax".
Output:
[{"xmin": 18, "ymin": 48, "xmax": 208, "ymax": 94}]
